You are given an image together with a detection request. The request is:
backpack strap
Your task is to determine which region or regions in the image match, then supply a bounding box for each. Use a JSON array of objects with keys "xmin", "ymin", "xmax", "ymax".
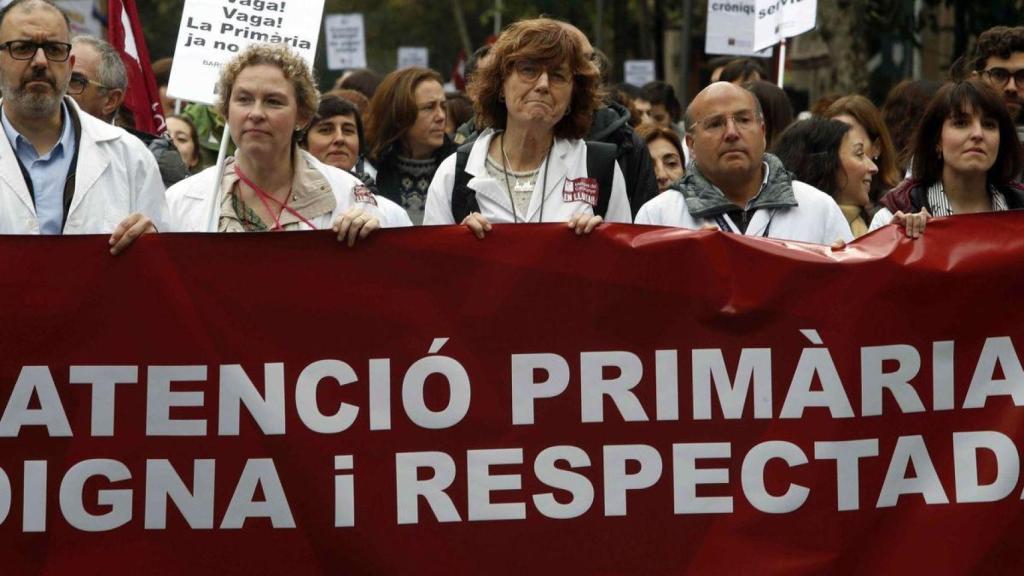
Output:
[
  {"xmin": 450, "ymin": 141, "xmax": 479, "ymax": 223},
  {"xmin": 585, "ymin": 140, "xmax": 617, "ymax": 218},
  {"xmin": 453, "ymin": 138, "xmax": 618, "ymax": 221}
]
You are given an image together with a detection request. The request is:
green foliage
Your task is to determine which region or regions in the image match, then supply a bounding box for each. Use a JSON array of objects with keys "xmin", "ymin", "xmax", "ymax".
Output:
[{"xmin": 138, "ymin": 1, "xmax": 187, "ymax": 60}]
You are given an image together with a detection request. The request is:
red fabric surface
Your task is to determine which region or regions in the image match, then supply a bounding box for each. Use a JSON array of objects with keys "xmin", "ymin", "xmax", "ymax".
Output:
[{"xmin": 0, "ymin": 217, "xmax": 1023, "ymax": 575}]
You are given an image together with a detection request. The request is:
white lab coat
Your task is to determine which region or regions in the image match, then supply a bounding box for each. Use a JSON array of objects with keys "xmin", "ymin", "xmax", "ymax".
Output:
[
  {"xmin": 166, "ymin": 149, "xmax": 411, "ymax": 231},
  {"xmin": 0, "ymin": 98, "xmax": 167, "ymax": 234},
  {"xmin": 635, "ymin": 180, "xmax": 853, "ymax": 245},
  {"xmin": 423, "ymin": 129, "xmax": 632, "ymax": 225}
]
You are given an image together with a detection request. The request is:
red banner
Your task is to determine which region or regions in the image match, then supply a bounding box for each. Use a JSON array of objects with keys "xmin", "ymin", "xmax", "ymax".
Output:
[{"xmin": 2, "ymin": 216, "xmax": 1024, "ymax": 575}]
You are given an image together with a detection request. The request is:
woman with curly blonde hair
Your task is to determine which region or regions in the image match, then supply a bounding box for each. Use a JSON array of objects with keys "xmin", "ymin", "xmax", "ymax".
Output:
[{"xmin": 167, "ymin": 44, "xmax": 407, "ymax": 241}]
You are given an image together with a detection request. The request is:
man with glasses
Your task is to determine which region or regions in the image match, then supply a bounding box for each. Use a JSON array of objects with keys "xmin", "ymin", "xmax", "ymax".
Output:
[
  {"xmin": 0, "ymin": 0, "xmax": 166, "ymax": 253},
  {"xmin": 971, "ymin": 26, "xmax": 1024, "ymax": 142},
  {"xmin": 70, "ymin": 35, "xmax": 188, "ymax": 186},
  {"xmin": 68, "ymin": 35, "xmax": 124, "ymax": 124},
  {"xmin": 636, "ymin": 82, "xmax": 851, "ymax": 245}
]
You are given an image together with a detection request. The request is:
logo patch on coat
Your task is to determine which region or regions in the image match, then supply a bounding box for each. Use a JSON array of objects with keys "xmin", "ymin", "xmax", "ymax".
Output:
[
  {"xmin": 562, "ymin": 178, "xmax": 598, "ymax": 206},
  {"xmin": 353, "ymin": 185, "xmax": 378, "ymax": 206}
]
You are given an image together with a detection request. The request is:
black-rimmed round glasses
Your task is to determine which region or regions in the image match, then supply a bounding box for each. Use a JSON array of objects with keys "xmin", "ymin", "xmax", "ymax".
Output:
[
  {"xmin": 983, "ymin": 67, "xmax": 1024, "ymax": 88},
  {"xmin": 0, "ymin": 40, "xmax": 72, "ymax": 62}
]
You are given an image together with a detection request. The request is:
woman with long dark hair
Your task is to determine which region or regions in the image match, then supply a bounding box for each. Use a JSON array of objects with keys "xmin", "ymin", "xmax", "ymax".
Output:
[
  {"xmin": 773, "ymin": 117, "xmax": 878, "ymax": 237},
  {"xmin": 870, "ymin": 80, "xmax": 1024, "ymax": 236}
]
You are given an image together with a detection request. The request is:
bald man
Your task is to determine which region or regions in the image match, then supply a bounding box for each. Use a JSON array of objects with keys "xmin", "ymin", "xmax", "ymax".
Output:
[{"xmin": 636, "ymin": 82, "xmax": 850, "ymax": 245}]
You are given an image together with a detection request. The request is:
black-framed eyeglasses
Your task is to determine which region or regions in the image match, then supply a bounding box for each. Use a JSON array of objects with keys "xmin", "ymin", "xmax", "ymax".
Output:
[
  {"xmin": 67, "ymin": 73, "xmax": 109, "ymax": 95},
  {"xmin": 0, "ymin": 40, "xmax": 72, "ymax": 62},
  {"xmin": 983, "ymin": 67, "xmax": 1024, "ymax": 88}
]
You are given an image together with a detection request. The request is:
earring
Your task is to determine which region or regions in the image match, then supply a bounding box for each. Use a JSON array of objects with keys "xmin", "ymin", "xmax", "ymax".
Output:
[
  {"xmin": 498, "ymin": 94, "xmax": 505, "ymax": 103},
  {"xmin": 564, "ymin": 104, "xmax": 571, "ymax": 116}
]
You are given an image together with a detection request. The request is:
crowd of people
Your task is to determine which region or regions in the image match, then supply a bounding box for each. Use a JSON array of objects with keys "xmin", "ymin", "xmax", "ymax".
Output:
[{"xmin": 2, "ymin": 0, "xmax": 1022, "ymax": 254}]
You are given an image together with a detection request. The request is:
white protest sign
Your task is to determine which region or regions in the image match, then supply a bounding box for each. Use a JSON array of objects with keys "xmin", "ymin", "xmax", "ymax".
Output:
[
  {"xmin": 752, "ymin": 0, "xmax": 818, "ymax": 52},
  {"xmin": 324, "ymin": 13, "xmax": 366, "ymax": 71},
  {"xmin": 167, "ymin": 0, "xmax": 326, "ymax": 105},
  {"xmin": 704, "ymin": 0, "xmax": 773, "ymax": 57},
  {"xmin": 397, "ymin": 47, "xmax": 428, "ymax": 70},
  {"xmin": 624, "ymin": 60, "xmax": 656, "ymax": 86}
]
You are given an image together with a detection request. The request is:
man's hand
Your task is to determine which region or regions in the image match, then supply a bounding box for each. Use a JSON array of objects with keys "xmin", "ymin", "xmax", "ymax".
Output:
[{"xmin": 108, "ymin": 213, "xmax": 156, "ymax": 255}]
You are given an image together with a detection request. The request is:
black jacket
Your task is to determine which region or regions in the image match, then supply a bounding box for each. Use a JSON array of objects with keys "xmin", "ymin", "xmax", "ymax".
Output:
[{"xmin": 589, "ymin": 101, "xmax": 658, "ymax": 217}]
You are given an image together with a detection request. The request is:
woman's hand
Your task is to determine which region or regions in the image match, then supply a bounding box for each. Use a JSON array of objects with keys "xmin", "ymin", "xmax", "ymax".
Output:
[
  {"xmin": 332, "ymin": 208, "xmax": 380, "ymax": 246},
  {"xmin": 892, "ymin": 207, "xmax": 930, "ymax": 239},
  {"xmin": 109, "ymin": 213, "xmax": 156, "ymax": 255},
  {"xmin": 461, "ymin": 212, "xmax": 492, "ymax": 239},
  {"xmin": 567, "ymin": 213, "xmax": 603, "ymax": 235}
]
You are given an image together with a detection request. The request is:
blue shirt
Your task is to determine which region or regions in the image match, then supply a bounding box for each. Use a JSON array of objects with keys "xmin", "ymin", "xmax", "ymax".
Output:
[{"xmin": 1, "ymin": 102, "xmax": 76, "ymax": 235}]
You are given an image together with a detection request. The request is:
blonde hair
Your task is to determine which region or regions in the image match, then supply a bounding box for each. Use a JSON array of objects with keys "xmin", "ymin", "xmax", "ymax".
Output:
[{"xmin": 216, "ymin": 43, "xmax": 319, "ymax": 127}]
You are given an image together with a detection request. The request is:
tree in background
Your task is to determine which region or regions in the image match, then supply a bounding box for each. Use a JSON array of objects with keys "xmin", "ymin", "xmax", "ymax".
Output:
[{"xmin": 135, "ymin": 0, "xmax": 1024, "ymax": 99}]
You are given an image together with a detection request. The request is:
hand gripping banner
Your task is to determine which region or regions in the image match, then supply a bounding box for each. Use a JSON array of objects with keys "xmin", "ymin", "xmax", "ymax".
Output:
[{"xmin": 1, "ymin": 216, "xmax": 1023, "ymax": 575}]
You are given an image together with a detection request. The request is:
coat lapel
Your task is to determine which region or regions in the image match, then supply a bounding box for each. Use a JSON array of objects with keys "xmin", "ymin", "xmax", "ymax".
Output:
[
  {"xmin": 467, "ymin": 131, "xmax": 517, "ymax": 219},
  {"xmin": 0, "ymin": 135, "xmax": 34, "ymax": 214},
  {"xmin": 0, "ymin": 102, "xmax": 37, "ymax": 214},
  {"xmin": 66, "ymin": 108, "xmax": 111, "ymax": 218},
  {"xmin": 525, "ymin": 138, "xmax": 570, "ymax": 222}
]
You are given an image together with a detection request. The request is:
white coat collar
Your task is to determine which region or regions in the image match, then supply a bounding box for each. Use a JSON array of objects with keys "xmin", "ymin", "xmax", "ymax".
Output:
[
  {"xmin": 465, "ymin": 128, "xmax": 575, "ymax": 222},
  {"xmin": 66, "ymin": 98, "xmax": 115, "ymax": 217},
  {"xmin": 0, "ymin": 102, "xmax": 32, "ymax": 214},
  {"xmin": 0, "ymin": 97, "xmax": 118, "ymax": 217}
]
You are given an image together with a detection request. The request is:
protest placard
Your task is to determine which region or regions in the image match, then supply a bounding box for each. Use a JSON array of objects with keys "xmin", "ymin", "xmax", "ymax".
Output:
[
  {"xmin": 704, "ymin": 0, "xmax": 774, "ymax": 57},
  {"xmin": 752, "ymin": 0, "xmax": 818, "ymax": 52},
  {"xmin": 397, "ymin": 46, "xmax": 429, "ymax": 70},
  {"xmin": 167, "ymin": 0, "xmax": 325, "ymax": 105},
  {"xmin": 624, "ymin": 60, "xmax": 656, "ymax": 86},
  {"xmin": 324, "ymin": 13, "xmax": 366, "ymax": 71}
]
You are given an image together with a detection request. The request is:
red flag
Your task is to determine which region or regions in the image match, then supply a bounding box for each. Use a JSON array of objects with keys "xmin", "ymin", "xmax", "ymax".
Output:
[
  {"xmin": 107, "ymin": 0, "xmax": 165, "ymax": 135},
  {"xmin": 451, "ymin": 49, "xmax": 466, "ymax": 91}
]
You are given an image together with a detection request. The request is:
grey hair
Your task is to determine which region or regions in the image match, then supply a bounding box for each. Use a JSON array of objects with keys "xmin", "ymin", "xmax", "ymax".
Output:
[{"xmin": 72, "ymin": 35, "xmax": 127, "ymax": 91}]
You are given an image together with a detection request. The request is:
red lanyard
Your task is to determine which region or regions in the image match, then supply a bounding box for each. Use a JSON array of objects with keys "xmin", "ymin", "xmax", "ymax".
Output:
[{"xmin": 233, "ymin": 164, "xmax": 317, "ymax": 230}]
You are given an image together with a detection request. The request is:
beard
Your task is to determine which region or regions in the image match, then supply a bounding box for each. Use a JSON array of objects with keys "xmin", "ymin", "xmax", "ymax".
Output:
[
  {"xmin": 1009, "ymin": 101, "xmax": 1023, "ymax": 124},
  {"xmin": 1, "ymin": 68, "xmax": 66, "ymax": 120}
]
